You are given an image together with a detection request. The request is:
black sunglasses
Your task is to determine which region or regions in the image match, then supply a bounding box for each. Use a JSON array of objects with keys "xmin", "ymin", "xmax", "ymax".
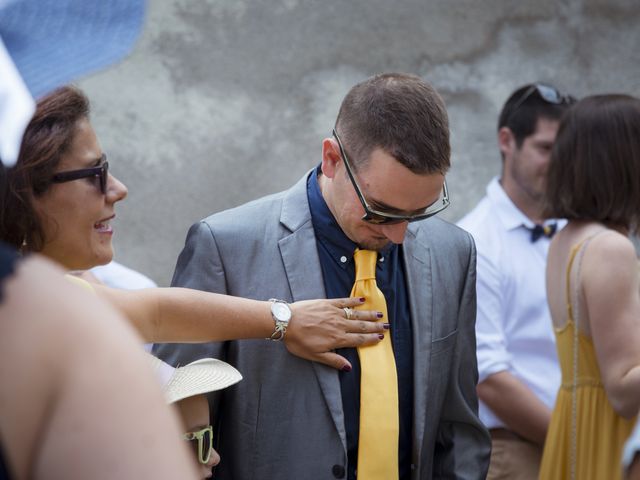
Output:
[
  {"xmin": 509, "ymin": 83, "xmax": 575, "ymax": 118},
  {"xmin": 51, "ymin": 154, "xmax": 109, "ymax": 194},
  {"xmin": 332, "ymin": 129, "xmax": 449, "ymax": 225}
]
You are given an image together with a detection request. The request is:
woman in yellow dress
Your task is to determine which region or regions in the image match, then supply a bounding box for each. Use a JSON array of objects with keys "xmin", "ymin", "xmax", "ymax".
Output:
[{"xmin": 539, "ymin": 94, "xmax": 640, "ymax": 479}]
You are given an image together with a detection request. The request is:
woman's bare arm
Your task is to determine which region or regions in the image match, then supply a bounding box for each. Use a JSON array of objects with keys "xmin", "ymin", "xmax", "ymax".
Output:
[
  {"xmin": 0, "ymin": 255, "xmax": 198, "ymax": 480},
  {"xmin": 584, "ymin": 232, "xmax": 640, "ymax": 418},
  {"xmin": 93, "ymin": 285, "xmax": 386, "ymax": 370}
]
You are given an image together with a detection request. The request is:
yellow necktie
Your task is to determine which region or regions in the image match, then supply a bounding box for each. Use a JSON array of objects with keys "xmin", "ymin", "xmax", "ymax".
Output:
[{"xmin": 352, "ymin": 249, "xmax": 399, "ymax": 480}]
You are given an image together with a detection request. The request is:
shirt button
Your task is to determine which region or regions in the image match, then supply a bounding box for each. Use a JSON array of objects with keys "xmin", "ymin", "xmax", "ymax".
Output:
[
  {"xmin": 340, "ymin": 255, "xmax": 347, "ymax": 263},
  {"xmin": 332, "ymin": 464, "xmax": 346, "ymax": 478},
  {"xmin": 379, "ymin": 256, "xmax": 385, "ymax": 262}
]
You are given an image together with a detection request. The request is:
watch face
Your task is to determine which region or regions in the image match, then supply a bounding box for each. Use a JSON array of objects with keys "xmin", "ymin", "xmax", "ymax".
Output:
[{"xmin": 272, "ymin": 302, "xmax": 291, "ymax": 322}]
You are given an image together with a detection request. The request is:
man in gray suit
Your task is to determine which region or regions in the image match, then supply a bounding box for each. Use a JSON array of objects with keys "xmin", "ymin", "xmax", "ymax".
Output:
[{"xmin": 155, "ymin": 73, "xmax": 490, "ymax": 479}]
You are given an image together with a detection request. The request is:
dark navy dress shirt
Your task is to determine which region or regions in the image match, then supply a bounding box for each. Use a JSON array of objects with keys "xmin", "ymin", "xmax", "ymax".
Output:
[{"xmin": 307, "ymin": 166, "xmax": 414, "ymax": 480}]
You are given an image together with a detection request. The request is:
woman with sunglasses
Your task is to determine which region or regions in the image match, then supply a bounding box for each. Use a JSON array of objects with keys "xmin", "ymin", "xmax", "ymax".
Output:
[
  {"xmin": 0, "ymin": 85, "xmax": 385, "ymax": 369},
  {"xmin": 538, "ymin": 94, "xmax": 640, "ymax": 480}
]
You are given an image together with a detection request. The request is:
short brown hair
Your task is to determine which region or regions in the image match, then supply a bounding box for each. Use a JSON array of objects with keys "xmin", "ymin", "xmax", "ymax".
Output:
[
  {"xmin": 0, "ymin": 86, "xmax": 90, "ymax": 250},
  {"xmin": 334, "ymin": 73, "xmax": 450, "ymax": 175},
  {"xmin": 543, "ymin": 94, "xmax": 640, "ymax": 233}
]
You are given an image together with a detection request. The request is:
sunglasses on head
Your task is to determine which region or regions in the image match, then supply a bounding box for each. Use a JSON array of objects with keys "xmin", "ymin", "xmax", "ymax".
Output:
[
  {"xmin": 51, "ymin": 154, "xmax": 109, "ymax": 194},
  {"xmin": 184, "ymin": 425, "xmax": 214, "ymax": 465},
  {"xmin": 332, "ymin": 129, "xmax": 449, "ymax": 225},
  {"xmin": 509, "ymin": 83, "xmax": 576, "ymax": 118}
]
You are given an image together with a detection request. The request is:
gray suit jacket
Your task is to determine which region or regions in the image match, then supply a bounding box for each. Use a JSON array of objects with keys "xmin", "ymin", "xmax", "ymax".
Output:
[{"xmin": 155, "ymin": 172, "xmax": 490, "ymax": 479}]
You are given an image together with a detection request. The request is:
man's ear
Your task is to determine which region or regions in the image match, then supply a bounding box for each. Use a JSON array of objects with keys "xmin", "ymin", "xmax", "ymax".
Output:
[
  {"xmin": 321, "ymin": 138, "xmax": 342, "ymax": 179},
  {"xmin": 498, "ymin": 126, "xmax": 516, "ymax": 159}
]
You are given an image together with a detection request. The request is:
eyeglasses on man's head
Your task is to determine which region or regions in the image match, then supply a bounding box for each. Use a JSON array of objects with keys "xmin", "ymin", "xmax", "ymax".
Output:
[
  {"xmin": 332, "ymin": 128, "xmax": 449, "ymax": 225},
  {"xmin": 51, "ymin": 154, "xmax": 109, "ymax": 194},
  {"xmin": 509, "ymin": 83, "xmax": 576, "ymax": 119}
]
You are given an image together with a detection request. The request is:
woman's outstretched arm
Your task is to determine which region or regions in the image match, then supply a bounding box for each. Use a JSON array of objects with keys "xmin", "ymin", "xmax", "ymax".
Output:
[{"xmin": 93, "ymin": 284, "xmax": 386, "ymax": 371}]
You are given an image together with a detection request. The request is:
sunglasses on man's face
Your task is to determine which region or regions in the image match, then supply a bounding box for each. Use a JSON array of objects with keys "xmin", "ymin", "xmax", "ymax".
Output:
[
  {"xmin": 332, "ymin": 129, "xmax": 449, "ymax": 225},
  {"xmin": 50, "ymin": 154, "xmax": 109, "ymax": 194},
  {"xmin": 509, "ymin": 83, "xmax": 576, "ymax": 118},
  {"xmin": 184, "ymin": 425, "xmax": 214, "ymax": 465}
]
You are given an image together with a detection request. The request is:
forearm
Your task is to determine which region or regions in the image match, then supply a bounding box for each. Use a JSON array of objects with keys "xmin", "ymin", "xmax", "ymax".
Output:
[
  {"xmin": 96, "ymin": 286, "xmax": 273, "ymax": 343},
  {"xmin": 477, "ymin": 371, "xmax": 551, "ymax": 445}
]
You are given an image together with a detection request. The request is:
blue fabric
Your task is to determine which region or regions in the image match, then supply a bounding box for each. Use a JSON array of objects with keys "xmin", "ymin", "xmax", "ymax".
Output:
[
  {"xmin": 0, "ymin": 435, "xmax": 10, "ymax": 480},
  {"xmin": 0, "ymin": 0, "xmax": 146, "ymax": 99},
  {"xmin": 0, "ymin": 241, "xmax": 19, "ymax": 303},
  {"xmin": 307, "ymin": 166, "xmax": 414, "ymax": 480}
]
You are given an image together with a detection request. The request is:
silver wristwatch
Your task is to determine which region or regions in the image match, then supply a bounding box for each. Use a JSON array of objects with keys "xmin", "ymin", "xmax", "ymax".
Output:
[{"xmin": 267, "ymin": 298, "xmax": 292, "ymax": 341}]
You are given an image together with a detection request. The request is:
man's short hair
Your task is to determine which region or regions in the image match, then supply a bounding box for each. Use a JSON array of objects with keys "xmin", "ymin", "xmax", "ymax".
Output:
[
  {"xmin": 498, "ymin": 83, "xmax": 574, "ymax": 148},
  {"xmin": 334, "ymin": 73, "xmax": 450, "ymax": 175},
  {"xmin": 544, "ymin": 94, "xmax": 640, "ymax": 234}
]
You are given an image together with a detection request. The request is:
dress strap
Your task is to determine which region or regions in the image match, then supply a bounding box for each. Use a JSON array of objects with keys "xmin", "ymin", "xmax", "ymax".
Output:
[
  {"xmin": 565, "ymin": 243, "xmax": 583, "ymax": 323},
  {"xmin": 565, "ymin": 229, "xmax": 608, "ymax": 480},
  {"xmin": 564, "ymin": 229, "xmax": 609, "ymax": 322},
  {"xmin": 65, "ymin": 274, "xmax": 97, "ymax": 293}
]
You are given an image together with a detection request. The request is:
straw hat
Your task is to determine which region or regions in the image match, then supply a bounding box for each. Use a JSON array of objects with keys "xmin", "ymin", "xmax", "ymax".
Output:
[{"xmin": 148, "ymin": 355, "xmax": 242, "ymax": 404}]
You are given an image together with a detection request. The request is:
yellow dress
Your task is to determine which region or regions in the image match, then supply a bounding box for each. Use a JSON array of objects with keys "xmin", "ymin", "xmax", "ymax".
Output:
[{"xmin": 539, "ymin": 241, "xmax": 636, "ymax": 480}]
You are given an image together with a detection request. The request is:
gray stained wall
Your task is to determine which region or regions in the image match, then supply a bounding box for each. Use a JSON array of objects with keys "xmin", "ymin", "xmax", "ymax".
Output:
[{"xmin": 78, "ymin": 0, "xmax": 640, "ymax": 285}]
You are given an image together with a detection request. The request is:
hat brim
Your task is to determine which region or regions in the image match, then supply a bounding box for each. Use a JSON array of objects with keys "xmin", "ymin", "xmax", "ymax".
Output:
[{"xmin": 163, "ymin": 358, "xmax": 242, "ymax": 404}]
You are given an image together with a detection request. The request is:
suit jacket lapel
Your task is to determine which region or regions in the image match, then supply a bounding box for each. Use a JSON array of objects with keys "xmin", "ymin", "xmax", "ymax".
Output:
[
  {"xmin": 277, "ymin": 172, "xmax": 347, "ymax": 452},
  {"xmin": 403, "ymin": 223, "xmax": 433, "ymax": 471}
]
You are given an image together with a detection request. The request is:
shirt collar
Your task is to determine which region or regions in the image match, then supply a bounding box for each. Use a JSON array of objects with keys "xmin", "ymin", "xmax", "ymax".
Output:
[
  {"xmin": 487, "ymin": 177, "xmax": 561, "ymax": 231},
  {"xmin": 307, "ymin": 165, "xmax": 394, "ymax": 269}
]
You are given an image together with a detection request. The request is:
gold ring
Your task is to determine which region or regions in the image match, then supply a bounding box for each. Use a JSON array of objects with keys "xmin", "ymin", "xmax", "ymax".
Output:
[{"xmin": 343, "ymin": 307, "xmax": 354, "ymax": 320}]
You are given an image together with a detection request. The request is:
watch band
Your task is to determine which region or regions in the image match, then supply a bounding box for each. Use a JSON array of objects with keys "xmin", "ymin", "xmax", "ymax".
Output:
[{"xmin": 267, "ymin": 298, "xmax": 291, "ymax": 341}]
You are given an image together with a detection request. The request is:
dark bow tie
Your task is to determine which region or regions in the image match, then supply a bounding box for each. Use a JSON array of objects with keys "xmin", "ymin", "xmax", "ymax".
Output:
[{"xmin": 527, "ymin": 223, "xmax": 557, "ymax": 242}]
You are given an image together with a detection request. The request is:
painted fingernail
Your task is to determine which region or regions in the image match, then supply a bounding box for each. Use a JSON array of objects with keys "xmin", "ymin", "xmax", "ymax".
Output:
[
  {"xmin": 359, "ymin": 297, "xmax": 366, "ymax": 302},
  {"xmin": 342, "ymin": 364, "xmax": 352, "ymax": 372},
  {"xmin": 378, "ymin": 334, "xmax": 384, "ymax": 340},
  {"xmin": 383, "ymin": 323, "xmax": 390, "ymax": 330},
  {"xmin": 377, "ymin": 312, "xmax": 384, "ymax": 318}
]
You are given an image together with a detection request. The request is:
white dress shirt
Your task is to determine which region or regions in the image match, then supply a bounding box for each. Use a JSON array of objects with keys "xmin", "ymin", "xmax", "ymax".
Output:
[{"xmin": 458, "ymin": 177, "xmax": 563, "ymax": 430}]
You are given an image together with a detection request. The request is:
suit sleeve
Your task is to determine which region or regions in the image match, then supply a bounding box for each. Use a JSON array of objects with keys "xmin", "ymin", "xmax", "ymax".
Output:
[
  {"xmin": 152, "ymin": 220, "xmax": 229, "ymax": 366},
  {"xmin": 432, "ymin": 234, "xmax": 491, "ymax": 479}
]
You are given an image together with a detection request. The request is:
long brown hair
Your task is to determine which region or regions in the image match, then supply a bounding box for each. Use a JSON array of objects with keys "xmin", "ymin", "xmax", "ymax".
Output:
[{"xmin": 0, "ymin": 86, "xmax": 90, "ymax": 250}]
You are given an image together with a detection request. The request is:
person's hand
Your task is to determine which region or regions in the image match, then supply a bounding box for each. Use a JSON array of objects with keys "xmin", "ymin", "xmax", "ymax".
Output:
[{"xmin": 285, "ymin": 297, "xmax": 387, "ymax": 371}]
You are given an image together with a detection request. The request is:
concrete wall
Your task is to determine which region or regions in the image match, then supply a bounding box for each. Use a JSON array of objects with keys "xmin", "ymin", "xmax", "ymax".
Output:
[{"xmin": 78, "ymin": 0, "xmax": 640, "ymax": 285}]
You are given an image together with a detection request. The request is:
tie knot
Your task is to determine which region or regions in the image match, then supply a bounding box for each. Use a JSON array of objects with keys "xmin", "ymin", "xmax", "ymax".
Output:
[{"xmin": 354, "ymin": 249, "xmax": 377, "ymax": 281}]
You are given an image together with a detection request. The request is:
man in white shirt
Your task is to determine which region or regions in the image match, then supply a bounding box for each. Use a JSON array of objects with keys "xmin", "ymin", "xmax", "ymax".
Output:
[{"xmin": 458, "ymin": 83, "xmax": 575, "ymax": 480}]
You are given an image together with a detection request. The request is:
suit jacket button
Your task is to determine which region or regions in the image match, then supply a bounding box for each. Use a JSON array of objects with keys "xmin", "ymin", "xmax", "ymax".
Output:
[{"xmin": 332, "ymin": 465, "xmax": 346, "ymax": 478}]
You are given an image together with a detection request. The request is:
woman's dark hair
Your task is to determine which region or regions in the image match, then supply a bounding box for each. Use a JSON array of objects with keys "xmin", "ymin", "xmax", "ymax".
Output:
[
  {"xmin": 543, "ymin": 94, "xmax": 640, "ymax": 233},
  {"xmin": 0, "ymin": 86, "xmax": 90, "ymax": 250}
]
